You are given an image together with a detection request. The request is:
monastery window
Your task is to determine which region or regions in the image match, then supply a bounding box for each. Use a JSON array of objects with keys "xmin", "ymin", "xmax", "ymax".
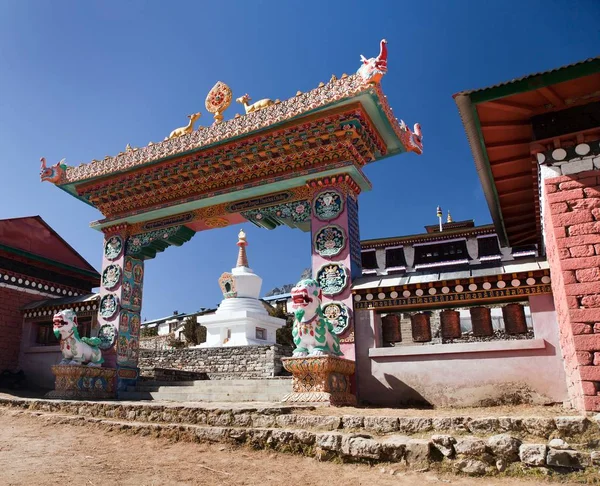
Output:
[
  {"xmin": 361, "ymin": 250, "xmax": 378, "ymax": 272},
  {"xmin": 413, "ymin": 240, "xmax": 469, "ymax": 269},
  {"xmin": 35, "ymin": 322, "xmax": 59, "ymax": 346},
  {"xmin": 477, "ymin": 235, "xmax": 501, "ymax": 261},
  {"xmin": 255, "ymin": 327, "xmax": 266, "ymax": 340},
  {"xmin": 384, "ymin": 246, "xmax": 407, "ymax": 270}
]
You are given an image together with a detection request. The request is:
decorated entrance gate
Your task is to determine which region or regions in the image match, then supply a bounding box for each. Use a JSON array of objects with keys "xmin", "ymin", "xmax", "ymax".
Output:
[{"xmin": 41, "ymin": 40, "xmax": 422, "ymax": 393}]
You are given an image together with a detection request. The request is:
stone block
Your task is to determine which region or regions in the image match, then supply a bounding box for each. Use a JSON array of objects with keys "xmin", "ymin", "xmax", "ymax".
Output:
[
  {"xmin": 455, "ymin": 436, "xmax": 487, "ymax": 457},
  {"xmin": 591, "ymin": 451, "xmax": 600, "ymax": 466},
  {"xmin": 431, "ymin": 434, "xmax": 456, "ymax": 457},
  {"xmin": 519, "ymin": 444, "xmax": 547, "ymax": 466},
  {"xmin": 293, "ymin": 430, "xmax": 316, "ymax": 445},
  {"xmin": 580, "ymin": 366, "xmax": 600, "ymax": 382},
  {"xmin": 453, "ymin": 459, "xmax": 487, "ymax": 475},
  {"xmin": 315, "ymin": 432, "xmax": 342, "ymax": 451},
  {"xmin": 341, "ymin": 436, "xmax": 382, "ymax": 460},
  {"xmin": 582, "ymin": 381, "xmax": 598, "ymax": 396},
  {"xmin": 397, "ymin": 417, "xmax": 433, "ymax": 433},
  {"xmin": 431, "ymin": 417, "xmax": 453, "ymax": 431},
  {"xmin": 487, "ymin": 434, "xmax": 521, "ymax": 462},
  {"xmin": 294, "ymin": 415, "xmax": 341, "ymax": 431},
  {"xmin": 467, "ymin": 417, "xmax": 499, "ymax": 433},
  {"xmin": 379, "ymin": 435, "xmax": 409, "ymax": 461},
  {"xmin": 498, "ymin": 417, "xmax": 523, "ymax": 432},
  {"xmin": 341, "ymin": 415, "xmax": 364, "ymax": 430},
  {"xmin": 554, "ymin": 416, "xmax": 589, "ymax": 435},
  {"xmin": 576, "ymin": 351, "xmax": 594, "ymax": 365},
  {"xmin": 546, "ymin": 449, "xmax": 589, "ymax": 469},
  {"xmin": 548, "ymin": 438, "xmax": 571, "ymax": 450},
  {"xmin": 275, "ymin": 414, "xmax": 297, "ymax": 428},
  {"xmin": 363, "ymin": 416, "xmax": 399, "ymax": 434},
  {"xmin": 405, "ymin": 439, "xmax": 432, "ymax": 465}
]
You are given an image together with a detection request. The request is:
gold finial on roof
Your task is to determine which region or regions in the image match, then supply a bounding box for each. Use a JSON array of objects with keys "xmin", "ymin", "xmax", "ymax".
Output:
[
  {"xmin": 330, "ymin": 74, "xmax": 337, "ymax": 82},
  {"xmin": 236, "ymin": 229, "xmax": 249, "ymax": 267},
  {"xmin": 447, "ymin": 211, "xmax": 453, "ymax": 223}
]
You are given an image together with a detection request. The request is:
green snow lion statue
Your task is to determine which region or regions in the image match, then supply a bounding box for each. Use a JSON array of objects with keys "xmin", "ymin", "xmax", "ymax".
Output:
[{"xmin": 290, "ymin": 279, "xmax": 342, "ymax": 357}]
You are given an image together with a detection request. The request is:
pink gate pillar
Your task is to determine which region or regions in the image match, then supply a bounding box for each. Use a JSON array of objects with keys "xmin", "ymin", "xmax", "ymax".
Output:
[
  {"xmin": 309, "ymin": 177, "xmax": 363, "ymax": 360},
  {"xmin": 98, "ymin": 227, "xmax": 144, "ymax": 393},
  {"xmin": 543, "ymin": 168, "xmax": 600, "ymax": 412}
]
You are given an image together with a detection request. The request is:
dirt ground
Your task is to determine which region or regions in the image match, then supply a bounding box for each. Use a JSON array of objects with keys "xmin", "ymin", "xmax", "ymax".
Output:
[{"xmin": 0, "ymin": 411, "xmax": 580, "ymax": 486}]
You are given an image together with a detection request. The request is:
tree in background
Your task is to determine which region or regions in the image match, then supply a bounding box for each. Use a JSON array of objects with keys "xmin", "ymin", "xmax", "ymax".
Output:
[{"xmin": 181, "ymin": 316, "xmax": 207, "ymax": 346}]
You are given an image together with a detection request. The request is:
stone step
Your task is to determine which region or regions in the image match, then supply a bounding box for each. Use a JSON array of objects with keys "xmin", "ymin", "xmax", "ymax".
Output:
[
  {"xmin": 125, "ymin": 378, "xmax": 292, "ymax": 401},
  {"xmin": 4, "ymin": 408, "xmax": 598, "ymax": 475},
  {"xmin": 2, "ymin": 395, "xmax": 597, "ymax": 442}
]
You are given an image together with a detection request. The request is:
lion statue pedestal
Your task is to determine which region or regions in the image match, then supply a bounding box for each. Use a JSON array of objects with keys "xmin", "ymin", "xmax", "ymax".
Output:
[
  {"xmin": 281, "ymin": 355, "xmax": 356, "ymax": 406},
  {"xmin": 45, "ymin": 309, "xmax": 117, "ymax": 400},
  {"xmin": 280, "ymin": 279, "xmax": 357, "ymax": 406},
  {"xmin": 46, "ymin": 365, "xmax": 116, "ymax": 400}
]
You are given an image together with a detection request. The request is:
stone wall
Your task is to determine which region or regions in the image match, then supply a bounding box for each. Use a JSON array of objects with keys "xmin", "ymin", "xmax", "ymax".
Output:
[
  {"xmin": 543, "ymin": 164, "xmax": 600, "ymax": 412},
  {"xmin": 139, "ymin": 335, "xmax": 173, "ymax": 351},
  {"xmin": 139, "ymin": 344, "xmax": 293, "ymax": 379},
  {"xmin": 0, "ymin": 286, "xmax": 41, "ymax": 371}
]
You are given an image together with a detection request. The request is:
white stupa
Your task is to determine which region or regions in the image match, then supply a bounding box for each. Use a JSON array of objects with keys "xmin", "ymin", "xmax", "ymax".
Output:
[{"xmin": 197, "ymin": 229, "xmax": 286, "ymax": 347}]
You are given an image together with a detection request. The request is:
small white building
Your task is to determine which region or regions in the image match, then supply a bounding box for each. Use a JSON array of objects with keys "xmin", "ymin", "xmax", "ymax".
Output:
[{"xmin": 198, "ymin": 230, "xmax": 285, "ymax": 347}]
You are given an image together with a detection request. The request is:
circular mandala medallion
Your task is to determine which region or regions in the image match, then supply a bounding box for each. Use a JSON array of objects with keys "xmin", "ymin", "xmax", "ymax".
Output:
[
  {"xmin": 101, "ymin": 264, "xmax": 121, "ymax": 290},
  {"xmin": 316, "ymin": 262, "xmax": 348, "ymax": 296},
  {"xmin": 313, "ymin": 190, "xmax": 344, "ymax": 221},
  {"xmin": 322, "ymin": 301, "xmax": 351, "ymax": 335},
  {"xmin": 314, "ymin": 224, "xmax": 346, "ymax": 258},
  {"xmin": 97, "ymin": 324, "xmax": 116, "ymax": 350},
  {"xmin": 99, "ymin": 294, "xmax": 119, "ymax": 319},
  {"xmin": 104, "ymin": 236, "xmax": 123, "ymax": 260}
]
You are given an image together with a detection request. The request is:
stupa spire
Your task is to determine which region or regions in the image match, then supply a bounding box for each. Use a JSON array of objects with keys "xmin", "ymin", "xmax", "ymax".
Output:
[
  {"xmin": 236, "ymin": 229, "xmax": 249, "ymax": 267},
  {"xmin": 447, "ymin": 210, "xmax": 453, "ymax": 223}
]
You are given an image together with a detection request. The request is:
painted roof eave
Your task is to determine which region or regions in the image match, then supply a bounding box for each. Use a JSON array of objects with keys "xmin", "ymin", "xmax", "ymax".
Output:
[{"xmin": 454, "ymin": 94, "xmax": 509, "ymax": 247}]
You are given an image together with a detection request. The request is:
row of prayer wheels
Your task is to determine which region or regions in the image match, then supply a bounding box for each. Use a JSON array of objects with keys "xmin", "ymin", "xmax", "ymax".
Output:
[{"xmin": 381, "ymin": 303, "xmax": 529, "ymax": 343}]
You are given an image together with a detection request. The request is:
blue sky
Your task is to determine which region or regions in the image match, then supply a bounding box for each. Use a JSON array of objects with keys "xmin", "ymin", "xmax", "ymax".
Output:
[{"xmin": 1, "ymin": 1, "xmax": 598, "ymax": 320}]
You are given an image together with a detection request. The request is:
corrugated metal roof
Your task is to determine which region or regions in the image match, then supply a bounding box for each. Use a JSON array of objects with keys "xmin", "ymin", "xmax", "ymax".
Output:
[{"xmin": 453, "ymin": 57, "xmax": 599, "ymax": 97}]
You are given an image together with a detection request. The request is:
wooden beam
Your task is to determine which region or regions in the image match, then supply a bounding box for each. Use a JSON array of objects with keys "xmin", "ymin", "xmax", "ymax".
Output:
[
  {"xmin": 510, "ymin": 230, "xmax": 538, "ymax": 246},
  {"xmin": 490, "ymin": 155, "xmax": 532, "ymax": 167},
  {"xmin": 494, "ymin": 170, "xmax": 535, "ymax": 184},
  {"xmin": 480, "ymin": 121, "xmax": 531, "ymax": 130},
  {"xmin": 498, "ymin": 187, "xmax": 532, "ymax": 199},
  {"xmin": 538, "ymin": 86, "xmax": 565, "ymax": 108},
  {"xmin": 486, "ymin": 139, "xmax": 532, "ymax": 150},
  {"xmin": 485, "ymin": 100, "xmax": 535, "ymax": 115}
]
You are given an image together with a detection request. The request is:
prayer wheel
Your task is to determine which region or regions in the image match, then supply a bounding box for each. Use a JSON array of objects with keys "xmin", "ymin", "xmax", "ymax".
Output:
[
  {"xmin": 440, "ymin": 309, "xmax": 461, "ymax": 339},
  {"xmin": 381, "ymin": 314, "xmax": 402, "ymax": 343},
  {"xmin": 470, "ymin": 306, "xmax": 493, "ymax": 336},
  {"xmin": 502, "ymin": 303, "xmax": 528, "ymax": 334},
  {"xmin": 411, "ymin": 313, "xmax": 432, "ymax": 342}
]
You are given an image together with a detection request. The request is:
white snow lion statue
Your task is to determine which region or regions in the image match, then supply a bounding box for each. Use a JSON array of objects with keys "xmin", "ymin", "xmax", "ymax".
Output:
[{"xmin": 53, "ymin": 309, "xmax": 103, "ymax": 366}]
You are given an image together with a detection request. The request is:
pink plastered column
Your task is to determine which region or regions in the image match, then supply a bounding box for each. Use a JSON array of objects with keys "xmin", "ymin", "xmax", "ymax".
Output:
[
  {"xmin": 98, "ymin": 228, "xmax": 144, "ymax": 392},
  {"xmin": 310, "ymin": 185, "xmax": 362, "ymax": 361},
  {"xmin": 543, "ymin": 169, "xmax": 600, "ymax": 412}
]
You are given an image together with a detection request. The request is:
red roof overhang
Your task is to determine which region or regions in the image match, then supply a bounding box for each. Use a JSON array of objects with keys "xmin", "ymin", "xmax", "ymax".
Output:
[{"xmin": 454, "ymin": 57, "xmax": 600, "ymax": 248}]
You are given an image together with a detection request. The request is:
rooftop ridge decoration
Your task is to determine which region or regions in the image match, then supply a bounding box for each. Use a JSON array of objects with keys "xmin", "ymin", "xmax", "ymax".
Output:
[{"xmin": 40, "ymin": 40, "xmax": 423, "ymax": 186}]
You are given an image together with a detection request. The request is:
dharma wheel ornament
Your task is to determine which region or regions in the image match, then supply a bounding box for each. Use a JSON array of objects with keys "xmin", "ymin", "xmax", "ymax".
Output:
[{"xmin": 205, "ymin": 81, "xmax": 233, "ymax": 124}]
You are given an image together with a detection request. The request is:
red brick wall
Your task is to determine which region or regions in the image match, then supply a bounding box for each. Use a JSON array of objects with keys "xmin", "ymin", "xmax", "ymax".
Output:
[
  {"xmin": 0, "ymin": 287, "xmax": 40, "ymax": 371},
  {"xmin": 544, "ymin": 169, "xmax": 600, "ymax": 412}
]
